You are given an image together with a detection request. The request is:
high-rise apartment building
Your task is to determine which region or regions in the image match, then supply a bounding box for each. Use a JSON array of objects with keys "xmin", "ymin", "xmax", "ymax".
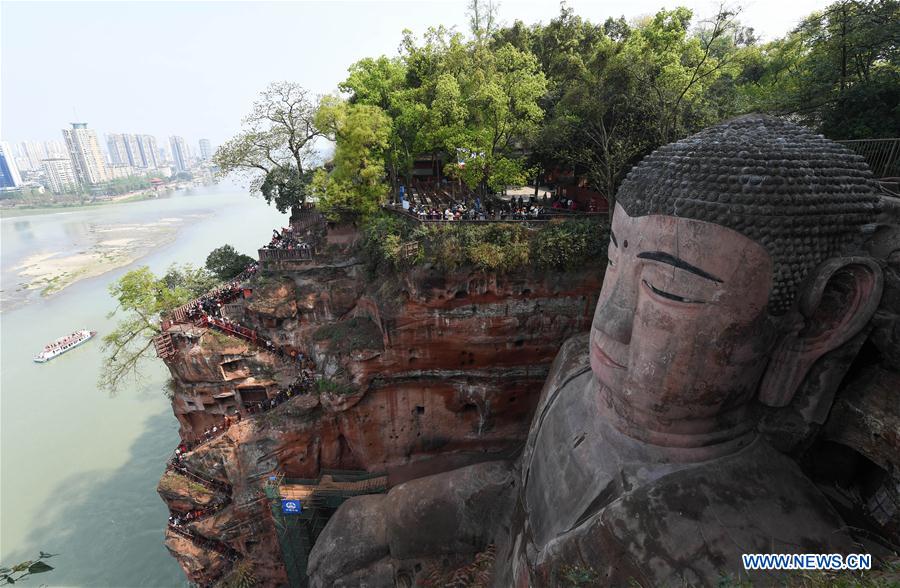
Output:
[
  {"xmin": 64, "ymin": 123, "xmax": 109, "ymax": 185},
  {"xmin": 123, "ymin": 134, "xmax": 144, "ymax": 168},
  {"xmin": 0, "ymin": 142, "xmax": 23, "ymax": 188},
  {"xmin": 138, "ymin": 135, "xmax": 159, "ymax": 169},
  {"xmin": 19, "ymin": 141, "xmax": 47, "ymax": 171},
  {"xmin": 41, "ymin": 158, "xmax": 78, "ymax": 194},
  {"xmin": 169, "ymin": 135, "xmax": 189, "ymax": 172},
  {"xmin": 107, "ymin": 134, "xmax": 129, "ymax": 165},
  {"xmin": 45, "ymin": 139, "xmax": 68, "ymax": 158},
  {"xmin": 198, "ymin": 138, "xmax": 213, "ymax": 161}
]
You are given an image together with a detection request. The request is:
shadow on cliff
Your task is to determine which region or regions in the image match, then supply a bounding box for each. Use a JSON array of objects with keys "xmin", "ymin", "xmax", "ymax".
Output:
[{"xmin": 4, "ymin": 411, "xmax": 189, "ymax": 587}]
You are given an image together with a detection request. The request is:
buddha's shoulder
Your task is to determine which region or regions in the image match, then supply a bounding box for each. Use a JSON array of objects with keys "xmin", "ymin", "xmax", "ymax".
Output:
[
  {"xmin": 543, "ymin": 332, "xmax": 591, "ymax": 396},
  {"xmin": 520, "ymin": 333, "xmax": 592, "ymax": 463}
]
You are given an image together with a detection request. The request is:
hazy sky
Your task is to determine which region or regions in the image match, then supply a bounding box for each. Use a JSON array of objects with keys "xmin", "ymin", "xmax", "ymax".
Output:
[{"xmin": 2, "ymin": 0, "xmax": 829, "ymax": 149}]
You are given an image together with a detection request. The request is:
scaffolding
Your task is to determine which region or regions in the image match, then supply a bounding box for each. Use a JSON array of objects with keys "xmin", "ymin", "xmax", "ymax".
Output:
[{"xmin": 264, "ymin": 470, "xmax": 388, "ymax": 587}]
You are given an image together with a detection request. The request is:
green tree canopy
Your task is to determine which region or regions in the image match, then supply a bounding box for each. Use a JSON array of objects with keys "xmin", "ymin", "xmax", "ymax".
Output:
[
  {"xmin": 310, "ymin": 97, "xmax": 392, "ymax": 219},
  {"xmin": 205, "ymin": 245, "xmax": 255, "ymax": 281},
  {"xmin": 214, "ymin": 82, "xmax": 323, "ymax": 212},
  {"xmin": 740, "ymin": 0, "xmax": 899, "ymax": 138},
  {"xmin": 100, "ymin": 264, "xmax": 217, "ymax": 394}
]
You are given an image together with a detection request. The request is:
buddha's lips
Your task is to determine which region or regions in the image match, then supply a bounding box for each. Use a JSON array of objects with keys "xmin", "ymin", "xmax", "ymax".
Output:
[{"xmin": 591, "ymin": 339, "xmax": 626, "ymax": 369}]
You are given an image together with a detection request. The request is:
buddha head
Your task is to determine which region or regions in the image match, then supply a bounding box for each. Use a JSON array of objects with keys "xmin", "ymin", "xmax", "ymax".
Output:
[{"xmin": 590, "ymin": 115, "xmax": 883, "ymax": 457}]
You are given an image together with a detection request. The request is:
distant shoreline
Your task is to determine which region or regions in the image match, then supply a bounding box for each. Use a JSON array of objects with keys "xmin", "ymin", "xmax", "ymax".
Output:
[
  {"xmin": 0, "ymin": 192, "xmax": 157, "ymax": 218},
  {"xmin": 0, "ymin": 182, "xmax": 201, "ymax": 219}
]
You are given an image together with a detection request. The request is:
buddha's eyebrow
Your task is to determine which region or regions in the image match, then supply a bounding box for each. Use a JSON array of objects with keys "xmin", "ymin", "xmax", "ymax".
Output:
[
  {"xmin": 610, "ymin": 231, "xmax": 618, "ymax": 247},
  {"xmin": 637, "ymin": 251, "xmax": 723, "ymax": 283}
]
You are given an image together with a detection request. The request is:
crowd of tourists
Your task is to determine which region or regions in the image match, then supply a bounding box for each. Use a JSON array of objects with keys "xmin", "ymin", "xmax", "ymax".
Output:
[
  {"xmin": 171, "ymin": 368, "xmax": 317, "ymax": 458},
  {"xmin": 178, "ymin": 265, "xmax": 257, "ymax": 323},
  {"xmin": 263, "ymin": 228, "xmax": 313, "ymax": 253}
]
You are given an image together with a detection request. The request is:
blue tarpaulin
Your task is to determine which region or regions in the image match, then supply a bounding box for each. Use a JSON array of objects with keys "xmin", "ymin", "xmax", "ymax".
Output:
[{"xmin": 281, "ymin": 499, "xmax": 302, "ymax": 514}]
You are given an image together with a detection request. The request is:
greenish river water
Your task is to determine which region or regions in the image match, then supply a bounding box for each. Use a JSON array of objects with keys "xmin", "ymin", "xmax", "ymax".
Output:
[{"xmin": 1, "ymin": 184, "xmax": 287, "ymax": 586}]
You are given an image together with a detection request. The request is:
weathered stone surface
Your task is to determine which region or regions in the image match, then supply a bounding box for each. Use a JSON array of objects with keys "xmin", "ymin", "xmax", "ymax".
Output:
[
  {"xmin": 516, "ymin": 440, "xmax": 854, "ymax": 587},
  {"xmin": 307, "ymin": 494, "xmax": 389, "ymax": 586},
  {"xmin": 384, "ymin": 460, "xmax": 514, "ymax": 559},
  {"xmin": 308, "ymin": 461, "xmax": 514, "ymax": 587},
  {"xmin": 245, "ymin": 277, "xmax": 298, "ymax": 319},
  {"xmin": 157, "ymin": 470, "xmax": 218, "ymax": 510},
  {"xmin": 163, "ymin": 531, "xmax": 228, "ymax": 586},
  {"xmin": 158, "ymin": 261, "xmax": 602, "ymax": 584},
  {"xmin": 331, "ymin": 557, "xmax": 395, "ymax": 588}
]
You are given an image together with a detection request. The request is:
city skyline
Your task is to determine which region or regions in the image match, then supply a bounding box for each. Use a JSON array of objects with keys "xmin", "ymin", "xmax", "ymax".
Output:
[{"xmin": 2, "ymin": 0, "xmax": 831, "ymax": 146}]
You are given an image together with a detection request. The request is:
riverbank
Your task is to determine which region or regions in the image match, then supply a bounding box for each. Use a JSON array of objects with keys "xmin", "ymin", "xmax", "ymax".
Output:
[
  {"xmin": 0, "ymin": 181, "xmax": 206, "ymax": 219},
  {"xmin": 11, "ymin": 215, "xmax": 207, "ymax": 298}
]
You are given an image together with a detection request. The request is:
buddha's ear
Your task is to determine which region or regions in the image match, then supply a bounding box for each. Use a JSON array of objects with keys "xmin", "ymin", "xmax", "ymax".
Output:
[{"xmin": 758, "ymin": 257, "xmax": 883, "ymax": 407}]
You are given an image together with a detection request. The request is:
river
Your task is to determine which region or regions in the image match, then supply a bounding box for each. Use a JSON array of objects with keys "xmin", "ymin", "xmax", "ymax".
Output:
[{"xmin": 0, "ymin": 184, "xmax": 288, "ymax": 586}]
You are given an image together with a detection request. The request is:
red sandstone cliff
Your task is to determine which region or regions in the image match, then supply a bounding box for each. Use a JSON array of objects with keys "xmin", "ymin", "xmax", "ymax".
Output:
[{"xmin": 157, "ymin": 254, "xmax": 603, "ymax": 586}]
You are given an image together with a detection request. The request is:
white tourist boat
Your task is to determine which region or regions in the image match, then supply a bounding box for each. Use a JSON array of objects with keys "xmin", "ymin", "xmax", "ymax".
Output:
[{"xmin": 33, "ymin": 329, "xmax": 97, "ymax": 363}]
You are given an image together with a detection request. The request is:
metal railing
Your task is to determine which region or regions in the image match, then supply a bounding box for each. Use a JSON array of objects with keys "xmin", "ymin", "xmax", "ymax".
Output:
[
  {"xmin": 838, "ymin": 138, "xmax": 899, "ymax": 179},
  {"xmin": 257, "ymin": 247, "xmax": 314, "ymax": 262}
]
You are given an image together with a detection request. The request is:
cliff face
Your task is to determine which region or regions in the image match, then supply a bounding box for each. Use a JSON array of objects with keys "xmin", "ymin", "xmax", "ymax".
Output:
[{"xmin": 157, "ymin": 255, "xmax": 604, "ymax": 585}]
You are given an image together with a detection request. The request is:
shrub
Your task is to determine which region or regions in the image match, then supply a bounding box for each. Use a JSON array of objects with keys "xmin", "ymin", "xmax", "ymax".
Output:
[
  {"xmin": 315, "ymin": 378, "xmax": 356, "ymax": 396},
  {"xmin": 360, "ymin": 211, "xmax": 608, "ymax": 274},
  {"xmin": 532, "ymin": 219, "xmax": 609, "ymax": 270}
]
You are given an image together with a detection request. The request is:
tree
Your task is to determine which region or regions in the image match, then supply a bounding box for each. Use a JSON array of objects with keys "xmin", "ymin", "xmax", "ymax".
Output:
[
  {"xmin": 310, "ymin": 97, "xmax": 392, "ymax": 219},
  {"xmin": 205, "ymin": 245, "xmax": 255, "ymax": 281},
  {"xmin": 1, "ymin": 552, "xmax": 57, "ymax": 585},
  {"xmin": 621, "ymin": 5, "xmax": 746, "ymax": 145},
  {"xmin": 340, "ymin": 56, "xmax": 426, "ymax": 191},
  {"xmin": 214, "ymin": 82, "xmax": 323, "ymax": 212},
  {"xmin": 740, "ymin": 0, "xmax": 899, "ymax": 138},
  {"xmin": 526, "ymin": 4, "xmax": 756, "ymax": 211},
  {"xmin": 468, "ymin": 0, "xmax": 500, "ymax": 44},
  {"xmin": 449, "ymin": 43, "xmax": 547, "ymax": 194},
  {"xmin": 100, "ymin": 264, "xmax": 216, "ymax": 394}
]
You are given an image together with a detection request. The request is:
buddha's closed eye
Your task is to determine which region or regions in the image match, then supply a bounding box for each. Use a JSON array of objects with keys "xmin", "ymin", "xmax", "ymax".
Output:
[{"xmin": 642, "ymin": 279, "xmax": 705, "ymax": 304}]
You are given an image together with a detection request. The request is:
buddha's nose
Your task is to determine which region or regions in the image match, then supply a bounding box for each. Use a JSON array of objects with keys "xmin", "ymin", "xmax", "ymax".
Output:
[{"xmin": 592, "ymin": 267, "xmax": 637, "ymax": 345}]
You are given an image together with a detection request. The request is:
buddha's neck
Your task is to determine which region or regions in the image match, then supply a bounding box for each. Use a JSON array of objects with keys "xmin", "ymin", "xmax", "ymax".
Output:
[{"xmin": 595, "ymin": 380, "xmax": 758, "ymax": 463}]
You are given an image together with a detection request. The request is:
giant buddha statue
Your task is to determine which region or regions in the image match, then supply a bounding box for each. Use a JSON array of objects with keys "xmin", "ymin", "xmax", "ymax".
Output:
[{"xmin": 308, "ymin": 115, "xmax": 886, "ymax": 587}]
